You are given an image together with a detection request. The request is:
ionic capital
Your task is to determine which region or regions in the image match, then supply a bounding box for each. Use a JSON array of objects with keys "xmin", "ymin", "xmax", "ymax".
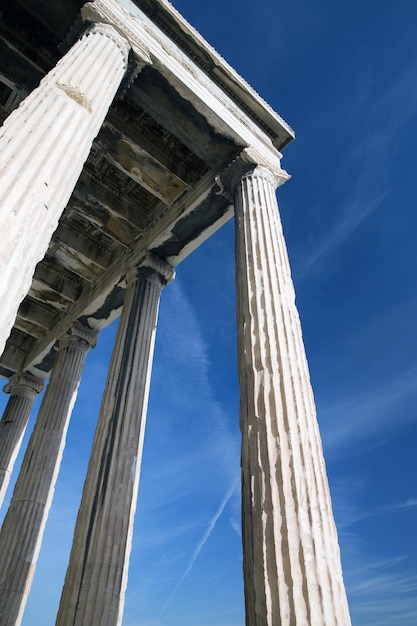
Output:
[
  {"xmin": 59, "ymin": 322, "xmax": 98, "ymax": 353},
  {"xmin": 216, "ymin": 146, "xmax": 290, "ymax": 201},
  {"xmin": 81, "ymin": 2, "xmax": 151, "ymax": 70},
  {"xmin": 3, "ymin": 372, "xmax": 44, "ymax": 398},
  {"xmin": 126, "ymin": 253, "xmax": 175, "ymax": 288}
]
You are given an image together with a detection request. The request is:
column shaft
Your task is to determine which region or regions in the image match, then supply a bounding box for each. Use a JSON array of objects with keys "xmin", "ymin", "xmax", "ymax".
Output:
[
  {"xmin": 0, "ymin": 21, "xmax": 130, "ymax": 355},
  {"xmin": 0, "ymin": 325, "xmax": 97, "ymax": 626},
  {"xmin": 234, "ymin": 166, "xmax": 351, "ymax": 625},
  {"xmin": 56, "ymin": 262, "xmax": 172, "ymax": 626},
  {"xmin": 0, "ymin": 373, "xmax": 44, "ymax": 507}
]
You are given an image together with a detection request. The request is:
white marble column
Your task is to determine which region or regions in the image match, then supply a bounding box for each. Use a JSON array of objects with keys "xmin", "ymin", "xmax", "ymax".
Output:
[
  {"xmin": 0, "ymin": 373, "xmax": 44, "ymax": 508},
  {"xmin": 56, "ymin": 257, "xmax": 173, "ymax": 626},
  {"xmin": 0, "ymin": 324, "xmax": 97, "ymax": 626},
  {"xmin": 0, "ymin": 18, "xmax": 131, "ymax": 356},
  {"xmin": 231, "ymin": 161, "xmax": 351, "ymax": 625}
]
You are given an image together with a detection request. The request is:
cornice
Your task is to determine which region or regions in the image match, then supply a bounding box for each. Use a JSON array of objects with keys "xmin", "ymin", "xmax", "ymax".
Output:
[
  {"xmin": 130, "ymin": 0, "xmax": 294, "ymax": 150},
  {"xmin": 85, "ymin": 0, "xmax": 292, "ymax": 158}
]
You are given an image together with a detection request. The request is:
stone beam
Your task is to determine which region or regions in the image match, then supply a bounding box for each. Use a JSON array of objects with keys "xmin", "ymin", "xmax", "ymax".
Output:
[
  {"xmin": 104, "ymin": 110, "xmax": 198, "ymax": 182},
  {"xmin": 128, "ymin": 68, "xmax": 238, "ymax": 169},
  {"xmin": 76, "ymin": 173, "xmax": 149, "ymax": 230},
  {"xmin": 133, "ymin": 0, "xmax": 294, "ymax": 150},
  {"xmin": 0, "ymin": 331, "xmax": 36, "ymax": 378},
  {"xmin": 17, "ymin": 299, "xmax": 58, "ymax": 332},
  {"xmin": 12, "ymin": 319, "xmax": 48, "ymax": 341},
  {"xmin": 84, "ymin": 0, "xmax": 291, "ymax": 164},
  {"xmin": 152, "ymin": 185, "xmax": 232, "ymax": 262},
  {"xmin": 31, "ymin": 262, "xmax": 83, "ymax": 308},
  {"xmin": 47, "ymin": 245, "xmax": 107, "ymax": 283},
  {"xmin": 0, "ymin": 35, "xmax": 44, "ymax": 93},
  {"xmin": 70, "ymin": 190, "xmax": 142, "ymax": 247},
  {"xmin": 53, "ymin": 222, "xmax": 116, "ymax": 271},
  {"xmin": 21, "ymin": 170, "xmax": 216, "ymax": 372},
  {"xmin": 98, "ymin": 124, "xmax": 188, "ymax": 204}
]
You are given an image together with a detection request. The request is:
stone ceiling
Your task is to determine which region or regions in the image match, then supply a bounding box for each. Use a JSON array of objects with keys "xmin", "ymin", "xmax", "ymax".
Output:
[{"xmin": 0, "ymin": 0, "xmax": 294, "ymax": 379}]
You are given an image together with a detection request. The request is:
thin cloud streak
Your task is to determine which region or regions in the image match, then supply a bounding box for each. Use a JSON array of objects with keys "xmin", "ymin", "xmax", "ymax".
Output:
[
  {"xmin": 293, "ymin": 46, "xmax": 417, "ymax": 281},
  {"xmin": 348, "ymin": 566, "xmax": 417, "ymax": 626},
  {"xmin": 153, "ymin": 278, "xmax": 240, "ymax": 479},
  {"xmin": 157, "ymin": 480, "xmax": 238, "ymax": 618},
  {"xmin": 300, "ymin": 190, "xmax": 388, "ymax": 276},
  {"xmin": 338, "ymin": 498, "xmax": 417, "ymax": 530},
  {"xmin": 319, "ymin": 365, "xmax": 417, "ymax": 456}
]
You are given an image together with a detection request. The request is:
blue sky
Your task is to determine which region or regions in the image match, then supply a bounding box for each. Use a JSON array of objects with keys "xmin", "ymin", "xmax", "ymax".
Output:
[{"xmin": 1, "ymin": 0, "xmax": 417, "ymax": 624}]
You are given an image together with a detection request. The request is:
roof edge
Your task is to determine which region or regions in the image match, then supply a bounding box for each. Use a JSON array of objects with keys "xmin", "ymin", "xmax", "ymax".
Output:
[{"xmin": 128, "ymin": 0, "xmax": 295, "ymax": 150}]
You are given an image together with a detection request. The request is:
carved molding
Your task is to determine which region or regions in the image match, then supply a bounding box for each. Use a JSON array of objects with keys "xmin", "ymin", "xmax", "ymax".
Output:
[
  {"xmin": 3, "ymin": 372, "xmax": 44, "ymax": 396},
  {"xmin": 125, "ymin": 252, "xmax": 175, "ymax": 287},
  {"xmin": 81, "ymin": 2, "xmax": 151, "ymax": 69},
  {"xmin": 59, "ymin": 322, "xmax": 98, "ymax": 352},
  {"xmin": 80, "ymin": 0, "xmax": 292, "ymax": 158}
]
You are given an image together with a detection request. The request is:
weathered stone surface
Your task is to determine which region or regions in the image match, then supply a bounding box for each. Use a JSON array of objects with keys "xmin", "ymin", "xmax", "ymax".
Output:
[
  {"xmin": 56, "ymin": 258, "xmax": 173, "ymax": 626},
  {"xmin": 98, "ymin": 124, "xmax": 188, "ymax": 204},
  {"xmin": 233, "ymin": 164, "xmax": 351, "ymax": 626},
  {"xmin": 0, "ymin": 0, "xmax": 294, "ymax": 381},
  {"xmin": 0, "ymin": 373, "xmax": 44, "ymax": 507},
  {"xmin": 0, "ymin": 21, "xmax": 130, "ymax": 356},
  {"xmin": 0, "ymin": 325, "xmax": 97, "ymax": 626},
  {"xmin": 0, "ymin": 3, "xmax": 352, "ymax": 626}
]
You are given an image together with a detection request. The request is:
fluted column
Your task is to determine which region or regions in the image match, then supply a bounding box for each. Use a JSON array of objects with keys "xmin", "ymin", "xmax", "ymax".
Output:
[
  {"xmin": 0, "ymin": 16, "xmax": 132, "ymax": 356},
  {"xmin": 56, "ymin": 257, "xmax": 174, "ymax": 626},
  {"xmin": 231, "ymin": 161, "xmax": 351, "ymax": 625},
  {"xmin": 0, "ymin": 324, "xmax": 97, "ymax": 626},
  {"xmin": 0, "ymin": 373, "xmax": 44, "ymax": 507}
]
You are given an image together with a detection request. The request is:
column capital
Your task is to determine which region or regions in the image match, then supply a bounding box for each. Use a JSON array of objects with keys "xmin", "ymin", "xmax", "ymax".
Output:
[
  {"xmin": 3, "ymin": 372, "xmax": 44, "ymax": 398},
  {"xmin": 216, "ymin": 146, "xmax": 290, "ymax": 201},
  {"xmin": 126, "ymin": 253, "xmax": 175, "ymax": 288},
  {"xmin": 59, "ymin": 322, "xmax": 98, "ymax": 353},
  {"xmin": 81, "ymin": 2, "xmax": 151, "ymax": 70}
]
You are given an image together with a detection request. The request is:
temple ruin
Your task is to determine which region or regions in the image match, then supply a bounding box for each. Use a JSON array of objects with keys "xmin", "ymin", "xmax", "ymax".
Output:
[{"xmin": 0, "ymin": 1, "xmax": 351, "ymax": 624}]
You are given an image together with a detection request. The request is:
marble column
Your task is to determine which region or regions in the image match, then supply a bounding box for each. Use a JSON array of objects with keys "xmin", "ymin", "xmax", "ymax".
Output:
[
  {"xmin": 230, "ymin": 161, "xmax": 351, "ymax": 625},
  {"xmin": 0, "ymin": 18, "xmax": 131, "ymax": 356},
  {"xmin": 0, "ymin": 324, "xmax": 97, "ymax": 626},
  {"xmin": 56, "ymin": 257, "xmax": 174, "ymax": 626},
  {"xmin": 0, "ymin": 373, "xmax": 44, "ymax": 508}
]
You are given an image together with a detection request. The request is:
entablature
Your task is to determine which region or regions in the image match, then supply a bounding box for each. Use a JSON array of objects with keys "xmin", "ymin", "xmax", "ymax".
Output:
[{"xmin": 0, "ymin": 0, "xmax": 294, "ymax": 381}]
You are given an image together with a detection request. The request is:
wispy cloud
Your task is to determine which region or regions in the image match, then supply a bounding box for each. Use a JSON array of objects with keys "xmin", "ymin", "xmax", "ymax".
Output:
[
  {"xmin": 291, "ymin": 45, "xmax": 417, "ymax": 281},
  {"xmin": 337, "ymin": 498, "xmax": 417, "ymax": 531},
  {"xmin": 150, "ymin": 278, "xmax": 240, "ymax": 481},
  {"xmin": 158, "ymin": 480, "xmax": 238, "ymax": 618},
  {"xmin": 301, "ymin": 190, "xmax": 388, "ymax": 275},
  {"xmin": 330, "ymin": 471, "xmax": 417, "ymax": 626},
  {"xmin": 122, "ymin": 278, "xmax": 242, "ymax": 623},
  {"xmin": 229, "ymin": 517, "xmax": 242, "ymax": 537},
  {"xmin": 319, "ymin": 365, "xmax": 417, "ymax": 457},
  {"xmin": 346, "ymin": 558, "xmax": 417, "ymax": 626}
]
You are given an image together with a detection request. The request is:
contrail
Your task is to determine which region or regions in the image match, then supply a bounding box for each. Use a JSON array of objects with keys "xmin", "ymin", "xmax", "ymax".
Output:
[{"xmin": 158, "ymin": 480, "xmax": 238, "ymax": 617}]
